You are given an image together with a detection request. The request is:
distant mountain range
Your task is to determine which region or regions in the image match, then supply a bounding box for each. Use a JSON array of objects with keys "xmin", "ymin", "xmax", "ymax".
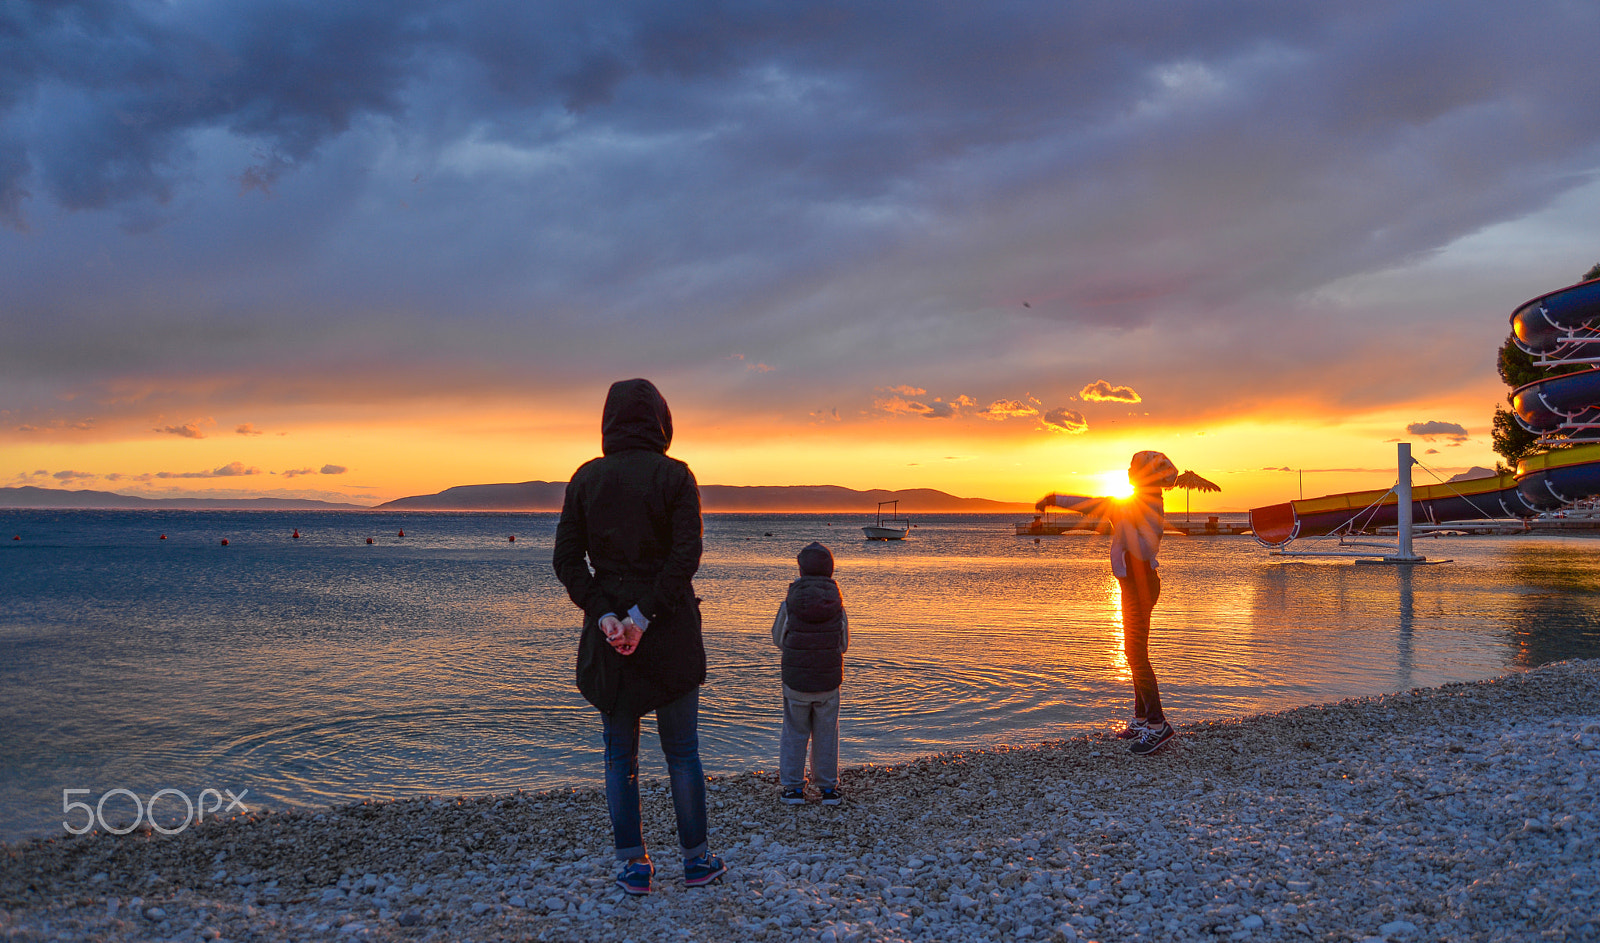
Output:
[
  {"xmin": 0, "ymin": 482, "xmax": 1031, "ymax": 513},
  {"xmin": 379, "ymin": 481, "xmax": 1033, "ymax": 512},
  {"xmin": 0, "ymin": 486, "xmax": 367, "ymax": 510}
]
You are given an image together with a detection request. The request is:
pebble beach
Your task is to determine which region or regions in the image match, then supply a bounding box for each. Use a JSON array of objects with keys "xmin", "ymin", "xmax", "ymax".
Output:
[{"xmin": 3, "ymin": 660, "xmax": 1596, "ymax": 943}]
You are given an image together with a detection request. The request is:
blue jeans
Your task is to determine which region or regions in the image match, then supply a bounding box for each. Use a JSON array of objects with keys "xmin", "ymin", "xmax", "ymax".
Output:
[{"xmin": 601, "ymin": 688, "xmax": 709, "ymax": 863}]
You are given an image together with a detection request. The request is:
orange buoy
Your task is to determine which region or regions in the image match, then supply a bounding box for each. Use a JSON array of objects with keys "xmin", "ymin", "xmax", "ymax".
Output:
[
  {"xmin": 221, "ymin": 538, "xmax": 229, "ymax": 546},
  {"xmin": 11, "ymin": 535, "xmax": 18, "ymax": 541},
  {"xmin": 366, "ymin": 537, "xmax": 374, "ymax": 544},
  {"xmin": 292, "ymin": 529, "xmax": 300, "ymax": 539},
  {"xmin": 397, "ymin": 529, "xmax": 404, "ymax": 537},
  {"xmin": 508, "ymin": 535, "xmax": 515, "ymax": 542},
  {"xmin": 159, "ymin": 534, "xmax": 167, "ymax": 540}
]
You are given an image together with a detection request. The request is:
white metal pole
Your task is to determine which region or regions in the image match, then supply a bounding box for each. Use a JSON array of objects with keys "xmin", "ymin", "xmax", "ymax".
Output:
[{"xmin": 1393, "ymin": 442, "xmax": 1421, "ymax": 561}]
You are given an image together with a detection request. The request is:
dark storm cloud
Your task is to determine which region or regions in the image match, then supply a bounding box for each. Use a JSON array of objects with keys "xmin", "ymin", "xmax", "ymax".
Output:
[{"xmin": 3, "ymin": 0, "xmax": 1600, "ymax": 428}]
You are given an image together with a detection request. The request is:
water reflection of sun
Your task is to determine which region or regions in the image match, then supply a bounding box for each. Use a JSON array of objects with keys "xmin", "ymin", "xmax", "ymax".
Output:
[{"xmin": 1108, "ymin": 577, "xmax": 1131, "ymax": 681}]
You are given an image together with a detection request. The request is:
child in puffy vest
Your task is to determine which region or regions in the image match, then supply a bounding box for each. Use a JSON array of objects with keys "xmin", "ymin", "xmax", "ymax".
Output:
[{"xmin": 771, "ymin": 541, "xmax": 848, "ymax": 805}]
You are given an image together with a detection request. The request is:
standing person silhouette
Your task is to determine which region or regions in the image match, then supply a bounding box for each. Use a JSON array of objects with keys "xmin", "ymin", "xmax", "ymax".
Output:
[
  {"xmin": 1037, "ymin": 450, "xmax": 1180, "ymax": 756},
  {"xmin": 552, "ymin": 378, "xmax": 727, "ymax": 895}
]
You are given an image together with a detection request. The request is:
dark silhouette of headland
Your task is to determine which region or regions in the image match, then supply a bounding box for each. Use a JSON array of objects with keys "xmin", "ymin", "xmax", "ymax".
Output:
[{"xmin": 376, "ymin": 481, "xmax": 1031, "ymax": 512}]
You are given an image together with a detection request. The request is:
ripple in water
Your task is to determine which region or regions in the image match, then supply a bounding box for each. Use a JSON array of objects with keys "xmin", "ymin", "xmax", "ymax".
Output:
[{"xmin": 4, "ymin": 509, "xmax": 1600, "ymax": 840}]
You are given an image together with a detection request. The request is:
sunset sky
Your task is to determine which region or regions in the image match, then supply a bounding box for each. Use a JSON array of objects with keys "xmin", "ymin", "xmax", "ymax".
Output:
[{"xmin": 5, "ymin": 1, "xmax": 1600, "ymax": 510}]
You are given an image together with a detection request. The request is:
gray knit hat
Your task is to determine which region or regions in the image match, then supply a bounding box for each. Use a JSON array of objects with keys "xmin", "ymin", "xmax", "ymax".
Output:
[{"xmin": 797, "ymin": 541, "xmax": 834, "ymax": 576}]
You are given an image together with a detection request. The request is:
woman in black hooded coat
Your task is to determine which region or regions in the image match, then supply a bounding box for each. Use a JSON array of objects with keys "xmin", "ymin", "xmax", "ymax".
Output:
[{"xmin": 552, "ymin": 378, "xmax": 725, "ymax": 893}]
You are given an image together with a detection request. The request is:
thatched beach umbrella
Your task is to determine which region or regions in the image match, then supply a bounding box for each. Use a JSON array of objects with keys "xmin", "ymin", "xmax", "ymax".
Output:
[{"xmin": 1173, "ymin": 470, "xmax": 1221, "ymax": 521}]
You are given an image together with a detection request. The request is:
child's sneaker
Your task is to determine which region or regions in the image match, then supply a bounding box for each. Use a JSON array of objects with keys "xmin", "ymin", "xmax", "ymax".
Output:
[
  {"xmin": 1115, "ymin": 717, "xmax": 1148, "ymax": 740},
  {"xmin": 684, "ymin": 853, "xmax": 727, "ymax": 887},
  {"xmin": 616, "ymin": 858, "xmax": 653, "ymax": 896},
  {"xmin": 819, "ymin": 787, "xmax": 843, "ymax": 806},
  {"xmin": 780, "ymin": 787, "xmax": 805, "ymax": 805},
  {"xmin": 1129, "ymin": 721, "xmax": 1175, "ymax": 756}
]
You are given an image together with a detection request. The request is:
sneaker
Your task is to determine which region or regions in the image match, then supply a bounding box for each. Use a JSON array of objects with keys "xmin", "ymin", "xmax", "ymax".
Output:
[
  {"xmin": 819, "ymin": 787, "xmax": 842, "ymax": 806},
  {"xmin": 616, "ymin": 858, "xmax": 653, "ymax": 896},
  {"xmin": 1115, "ymin": 717, "xmax": 1149, "ymax": 740},
  {"xmin": 683, "ymin": 853, "xmax": 727, "ymax": 888},
  {"xmin": 1129, "ymin": 721, "xmax": 1175, "ymax": 756},
  {"xmin": 780, "ymin": 787, "xmax": 805, "ymax": 805}
]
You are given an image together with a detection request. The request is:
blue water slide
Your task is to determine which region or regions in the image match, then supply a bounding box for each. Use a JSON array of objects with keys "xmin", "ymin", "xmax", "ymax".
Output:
[
  {"xmin": 1517, "ymin": 460, "xmax": 1600, "ymax": 510},
  {"xmin": 1511, "ymin": 278, "xmax": 1600, "ymax": 355},
  {"xmin": 1510, "ymin": 369, "xmax": 1600, "ymax": 434}
]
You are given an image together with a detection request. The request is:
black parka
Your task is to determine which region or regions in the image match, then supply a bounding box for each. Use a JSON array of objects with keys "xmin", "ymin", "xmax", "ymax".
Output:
[{"xmin": 552, "ymin": 379, "xmax": 705, "ymax": 717}]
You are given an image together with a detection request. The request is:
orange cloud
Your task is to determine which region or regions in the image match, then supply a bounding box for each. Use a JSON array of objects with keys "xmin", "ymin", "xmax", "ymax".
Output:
[
  {"xmin": 236, "ymin": 423, "xmax": 265, "ymax": 435},
  {"xmin": 156, "ymin": 423, "xmax": 207, "ymax": 439},
  {"xmin": 875, "ymin": 392, "xmax": 975, "ymax": 419},
  {"xmin": 1079, "ymin": 380, "xmax": 1142, "ymax": 403},
  {"xmin": 1042, "ymin": 407, "xmax": 1089, "ymax": 434},
  {"xmin": 979, "ymin": 398, "xmax": 1041, "ymax": 420}
]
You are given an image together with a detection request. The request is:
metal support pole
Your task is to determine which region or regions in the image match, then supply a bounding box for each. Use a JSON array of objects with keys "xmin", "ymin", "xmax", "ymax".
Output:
[{"xmin": 1385, "ymin": 442, "xmax": 1425, "ymax": 563}]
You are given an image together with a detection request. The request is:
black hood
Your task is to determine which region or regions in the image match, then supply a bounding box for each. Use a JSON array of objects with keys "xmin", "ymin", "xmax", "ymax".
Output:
[{"xmin": 601, "ymin": 378, "xmax": 673, "ymax": 455}]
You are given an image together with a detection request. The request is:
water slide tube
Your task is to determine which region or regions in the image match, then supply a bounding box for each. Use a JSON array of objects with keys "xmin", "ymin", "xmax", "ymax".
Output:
[{"xmin": 1250, "ymin": 277, "xmax": 1600, "ymax": 546}]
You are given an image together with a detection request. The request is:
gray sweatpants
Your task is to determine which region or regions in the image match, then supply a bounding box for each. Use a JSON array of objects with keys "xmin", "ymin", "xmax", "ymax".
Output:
[{"xmin": 780, "ymin": 686, "xmax": 840, "ymax": 791}]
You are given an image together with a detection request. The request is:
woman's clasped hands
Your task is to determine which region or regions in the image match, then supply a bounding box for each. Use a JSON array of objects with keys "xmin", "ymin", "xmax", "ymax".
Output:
[{"xmin": 599, "ymin": 613, "xmax": 644, "ymax": 656}]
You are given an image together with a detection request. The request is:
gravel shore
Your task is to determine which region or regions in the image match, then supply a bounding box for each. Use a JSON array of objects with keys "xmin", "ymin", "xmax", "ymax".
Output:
[{"xmin": 3, "ymin": 660, "xmax": 1596, "ymax": 942}]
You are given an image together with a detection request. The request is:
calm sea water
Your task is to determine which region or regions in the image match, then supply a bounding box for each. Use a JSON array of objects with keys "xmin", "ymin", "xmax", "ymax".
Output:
[{"xmin": 3, "ymin": 509, "xmax": 1599, "ymax": 842}]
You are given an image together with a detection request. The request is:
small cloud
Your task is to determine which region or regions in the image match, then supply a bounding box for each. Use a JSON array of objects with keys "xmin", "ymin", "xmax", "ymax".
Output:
[
  {"xmin": 1079, "ymin": 380, "xmax": 1143, "ymax": 404},
  {"xmin": 156, "ymin": 462, "xmax": 262, "ymax": 479},
  {"xmin": 282, "ymin": 464, "xmax": 347, "ymax": 479},
  {"xmin": 924, "ymin": 395, "xmax": 977, "ymax": 419},
  {"xmin": 875, "ymin": 390, "xmax": 974, "ymax": 420},
  {"xmin": 1406, "ymin": 421, "xmax": 1469, "ymax": 443},
  {"xmin": 876, "ymin": 395, "xmax": 924, "ymax": 416},
  {"xmin": 16, "ymin": 418, "xmax": 97, "ymax": 434},
  {"xmin": 236, "ymin": 423, "xmax": 264, "ymax": 436},
  {"xmin": 1042, "ymin": 408, "xmax": 1089, "ymax": 434},
  {"xmin": 883, "ymin": 385, "xmax": 927, "ymax": 397},
  {"xmin": 728, "ymin": 353, "xmax": 775, "ymax": 372},
  {"xmin": 808, "ymin": 408, "xmax": 841, "ymax": 423},
  {"xmin": 53, "ymin": 470, "xmax": 95, "ymax": 481},
  {"xmin": 156, "ymin": 423, "xmax": 207, "ymax": 439},
  {"xmin": 1426, "ymin": 448, "xmax": 1439, "ymax": 454},
  {"xmin": 979, "ymin": 399, "xmax": 1042, "ymax": 420},
  {"xmin": 1263, "ymin": 466, "xmax": 1293, "ymax": 472}
]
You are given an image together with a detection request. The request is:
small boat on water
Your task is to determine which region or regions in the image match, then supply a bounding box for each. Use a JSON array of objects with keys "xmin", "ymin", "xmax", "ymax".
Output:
[{"xmin": 863, "ymin": 500, "xmax": 911, "ymax": 540}]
